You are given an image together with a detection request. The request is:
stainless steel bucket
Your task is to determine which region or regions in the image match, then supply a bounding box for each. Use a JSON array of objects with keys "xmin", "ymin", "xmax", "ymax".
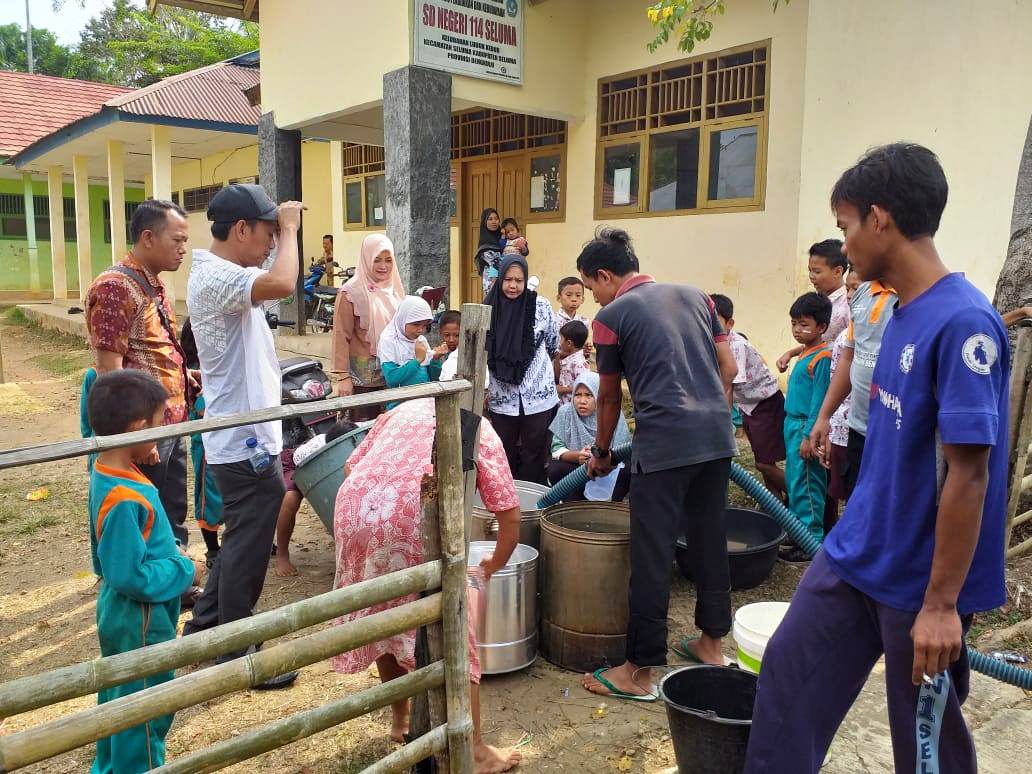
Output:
[
  {"xmin": 467, "ymin": 541, "xmax": 539, "ymax": 674},
  {"xmin": 471, "ymin": 480, "xmax": 549, "ymax": 549},
  {"xmin": 539, "ymin": 502, "xmax": 631, "ymax": 672}
]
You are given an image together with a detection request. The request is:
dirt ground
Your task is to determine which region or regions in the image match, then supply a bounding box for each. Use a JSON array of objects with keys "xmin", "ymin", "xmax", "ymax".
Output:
[{"xmin": 1, "ymin": 308, "xmax": 1030, "ymax": 773}]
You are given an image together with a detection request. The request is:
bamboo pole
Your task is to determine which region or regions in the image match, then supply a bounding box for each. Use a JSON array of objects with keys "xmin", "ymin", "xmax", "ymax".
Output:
[
  {"xmin": 0, "ymin": 562, "xmax": 441, "ymax": 719},
  {"xmin": 153, "ymin": 664, "xmax": 446, "ymax": 774},
  {"xmin": 361, "ymin": 725, "xmax": 448, "ymax": 774},
  {"xmin": 0, "ymin": 595, "xmax": 442, "ymax": 772},
  {"xmin": 457, "ymin": 303, "xmax": 491, "ymax": 547},
  {"xmin": 432, "ymin": 392, "xmax": 475, "ymax": 774},
  {"xmin": 0, "ymin": 380, "xmax": 471, "ymax": 470},
  {"xmin": 1005, "ymin": 376, "xmax": 1032, "ymax": 555},
  {"xmin": 1008, "ymin": 534, "xmax": 1032, "ymax": 559},
  {"xmin": 1007, "ymin": 325, "xmax": 1032, "ymax": 448}
]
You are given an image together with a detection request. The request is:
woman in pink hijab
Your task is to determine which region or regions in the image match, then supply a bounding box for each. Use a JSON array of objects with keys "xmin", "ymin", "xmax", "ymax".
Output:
[{"xmin": 331, "ymin": 233, "xmax": 405, "ymax": 420}]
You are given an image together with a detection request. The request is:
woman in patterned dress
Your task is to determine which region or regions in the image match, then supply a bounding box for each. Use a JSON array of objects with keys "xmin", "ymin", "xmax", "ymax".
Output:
[{"xmin": 332, "ymin": 398, "xmax": 522, "ymax": 773}]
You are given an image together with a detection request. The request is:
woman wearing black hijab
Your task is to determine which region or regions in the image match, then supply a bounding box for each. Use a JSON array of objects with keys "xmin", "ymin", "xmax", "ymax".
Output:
[
  {"xmin": 475, "ymin": 208, "xmax": 504, "ymax": 297},
  {"xmin": 485, "ymin": 254, "xmax": 559, "ymax": 483}
]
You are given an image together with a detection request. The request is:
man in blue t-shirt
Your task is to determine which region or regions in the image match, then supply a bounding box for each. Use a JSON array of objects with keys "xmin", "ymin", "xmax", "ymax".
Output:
[{"xmin": 745, "ymin": 143, "xmax": 1008, "ymax": 774}]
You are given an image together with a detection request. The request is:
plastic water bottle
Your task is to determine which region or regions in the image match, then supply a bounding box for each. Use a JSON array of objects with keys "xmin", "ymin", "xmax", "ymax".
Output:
[{"xmin": 245, "ymin": 437, "xmax": 271, "ymax": 473}]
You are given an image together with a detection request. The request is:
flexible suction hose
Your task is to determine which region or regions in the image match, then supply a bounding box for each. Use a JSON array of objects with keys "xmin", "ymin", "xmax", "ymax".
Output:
[{"xmin": 537, "ymin": 449, "xmax": 1032, "ymax": 690}]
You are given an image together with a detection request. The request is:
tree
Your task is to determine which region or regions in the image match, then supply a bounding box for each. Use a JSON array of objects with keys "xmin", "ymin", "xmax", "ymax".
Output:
[
  {"xmin": 992, "ymin": 116, "xmax": 1032, "ymax": 324},
  {"xmin": 646, "ymin": 0, "xmax": 787, "ymax": 54},
  {"xmin": 0, "ymin": 23, "xmax": 75, "ymax": 76}
]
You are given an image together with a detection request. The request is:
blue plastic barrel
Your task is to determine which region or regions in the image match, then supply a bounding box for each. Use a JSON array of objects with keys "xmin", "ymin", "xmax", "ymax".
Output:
[{"xmin": 292, "ymin": 425, "xmax": 371, "ymax": 532}]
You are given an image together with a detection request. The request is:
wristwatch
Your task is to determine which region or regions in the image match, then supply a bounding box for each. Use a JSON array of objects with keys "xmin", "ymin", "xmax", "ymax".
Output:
[{"xmin": 590, "ymin": 444, "xmax": 611, "ymax": 460}]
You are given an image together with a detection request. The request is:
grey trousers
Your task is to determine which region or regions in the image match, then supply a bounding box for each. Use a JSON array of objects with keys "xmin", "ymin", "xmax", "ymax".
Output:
[
  {"xmin": 183, "ymin": 457, "xmax": 285, "ymax": 657},
  {"xmin": 137, "ymin": 437, "xmax": 189, "ymax": 546}
]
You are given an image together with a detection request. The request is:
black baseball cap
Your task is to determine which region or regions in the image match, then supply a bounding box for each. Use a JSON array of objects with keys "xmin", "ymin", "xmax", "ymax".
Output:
[{"xmin": 206, "ymin": 184, "xmax": 279, "ymax": 224}]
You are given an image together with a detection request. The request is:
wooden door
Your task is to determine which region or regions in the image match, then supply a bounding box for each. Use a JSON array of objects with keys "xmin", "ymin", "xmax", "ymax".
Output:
[
  {"xmin": 464, "ymin": 158, "xmax": 497, "ymax": 303},
  {"xmin": 497, "ymin": 154, "xmax": 527, "ymax": 229}
]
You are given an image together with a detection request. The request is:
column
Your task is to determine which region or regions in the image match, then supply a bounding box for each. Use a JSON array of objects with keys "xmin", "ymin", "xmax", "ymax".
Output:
[
  {"xmin": 47, "ymin": 166, "xmax": 67, "ymax": 301},
  {"xmin": 258, "ymin": 112, "xmax": 304, "ymax": 333},
  {"xmin": 329, "ymin": 140, "xmax": 346, "ymax": 287},
  {"xmin": 107, "ymin": 139, "xmax": 127, "ymax": 263},
  {"xmin": 383, "ymin": 66, "xmax": 452, "ymax": 293},
  {"xmin": 21, "ymin": 173, "xmax": 40, "ymax": 293},
  {"xmin": 72, "ymin": 154, "xmax": 92, "ymax": 296},
  {"xmin": 150, "ymin": 125, "xmax": 172, "ymax": 201}
]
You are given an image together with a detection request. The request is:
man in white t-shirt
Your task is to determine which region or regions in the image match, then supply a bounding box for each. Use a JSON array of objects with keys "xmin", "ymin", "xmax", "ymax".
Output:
[{"xmin": 183, "ymin": 184, "xmax": 303, "ymax": 689}]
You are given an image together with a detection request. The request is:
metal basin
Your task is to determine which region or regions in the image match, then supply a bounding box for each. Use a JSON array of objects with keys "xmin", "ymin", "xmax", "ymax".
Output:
[
  {"xmin": 471, "ymin": 480, "xmax": 549, "ymax": 549},
  {"xmin": 467, "ymin": 541, "xmax": 539, "ymax": 675}
]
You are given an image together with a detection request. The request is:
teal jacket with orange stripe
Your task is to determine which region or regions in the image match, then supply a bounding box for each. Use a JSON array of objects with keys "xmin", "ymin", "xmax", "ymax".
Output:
[{"xmin": 785, "ymin": 344, "xmax": 832, "ymax": 438}]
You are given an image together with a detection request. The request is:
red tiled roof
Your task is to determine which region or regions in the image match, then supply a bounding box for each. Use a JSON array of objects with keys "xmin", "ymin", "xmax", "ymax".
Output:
[
  {"xmin": 0, "ymin": 70, "xmax": 131, "ymax": 158},
  {"xmin": 105, "ymin": 61, "xmax": 261, "ymax": 128}
]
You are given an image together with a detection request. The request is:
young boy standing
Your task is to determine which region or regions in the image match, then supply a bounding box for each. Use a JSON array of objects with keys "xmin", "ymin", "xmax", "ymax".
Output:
[
  {"xmin": 711, "ymin": 294, "xmax": 787, "ymax": 502},
  {"xmin": 776, "ymin": 240, "xmax": 850, "ymax": 372},
  {"xmin": 783, "ymin": 292, "xmax": 832, "ymax": 557},
  {"xmin": 554, "ymin": 320, "xmax": 590, "ymax": 404},
  {"xmin": 746, "ymin": 143, "xmax": 1008, "ymax": 773},
  {"xmin": 87, "ymin": 370, "xmax": 200, "ymax": 774}
]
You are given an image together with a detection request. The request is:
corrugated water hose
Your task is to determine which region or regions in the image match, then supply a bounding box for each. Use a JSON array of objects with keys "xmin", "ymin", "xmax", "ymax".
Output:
[{"xmin": 537, "ymin": 444, "xmax": 1032, "ymax": 690}]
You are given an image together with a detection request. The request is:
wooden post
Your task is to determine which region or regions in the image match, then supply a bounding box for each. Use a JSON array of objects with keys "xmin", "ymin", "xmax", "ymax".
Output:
[
  {"xmin": 456, "ymin": 303, "xmax": 491, "ymax": 546},
  {"xmin": 432, "ymin": 392, "xmax": 475, "ymax": 773}
]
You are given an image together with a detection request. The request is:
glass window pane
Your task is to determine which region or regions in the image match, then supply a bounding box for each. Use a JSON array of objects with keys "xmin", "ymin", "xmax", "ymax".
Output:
[
  {"xmin": 708, "ymin": 125, "xmax": 758, "ymax": 201},
  {"xmin": 365, "ymin": 175, "xmax": 386, "ymax": 227},
  {"xmin": 602, "ymin": 143, "xmax": 640, "ymax": 208},
  {"xmin": 64, "ymin": 219, "xmax": 77, "ymax": 241},
  {"xmin": 35, "ymin": 218, "xmax": 50, "ymax": 240},
  {"xmin": 345, "ymin": 181, "xmax": 363, "ymax": 224},
  {"xmin": 449, "ymin": 167, "xmax": 457, "ymax": 219},
  {"xmin": 648, "ymin": 129, "xmax": 699, "ymax": 212},
  {"xmin": 1, "ymin": 217, "xmax": 27, "ymax": 238},
  {"xmin": 529, "ymin": 154, "xmax": 562, "ymax": 213}
]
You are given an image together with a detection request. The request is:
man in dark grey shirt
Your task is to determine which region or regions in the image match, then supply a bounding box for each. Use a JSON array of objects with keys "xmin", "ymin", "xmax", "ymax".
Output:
[{"xmin": 579, "ymin": 228, "xmax": 738, "ymax": 701}]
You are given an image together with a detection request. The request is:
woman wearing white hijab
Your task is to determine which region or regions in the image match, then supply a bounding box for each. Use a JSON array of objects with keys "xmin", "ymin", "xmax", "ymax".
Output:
[{"xmin": 379, "ymin": 296, "xmax": 447, "ymax": 408}]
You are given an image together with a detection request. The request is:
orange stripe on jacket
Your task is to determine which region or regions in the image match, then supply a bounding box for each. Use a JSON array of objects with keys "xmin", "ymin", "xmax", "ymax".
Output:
[
  {"xmin": 807, "ymin": 350, "xmax": 832, "ymax": 376},
  {"xmin": 96, "ymin": 485, "xmax": 156, "ymax": 544}
]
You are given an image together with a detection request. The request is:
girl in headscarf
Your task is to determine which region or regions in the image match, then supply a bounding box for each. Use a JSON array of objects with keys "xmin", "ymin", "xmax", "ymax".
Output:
[
  {"xmin": 331, "ymin": 233, "xmax": 405, "ymax": 420},
  {"xmin": 378, "ymin": 296, "xmax": 448, "ymax": 408},
  {"xmin": 547, "ymin": 371, "xmax": 632, "ymax": 502},
  {"xmin": 475, "ymin": 208, "xmax": 504, "ymax": 296},
  {"xmin": 486, "ymin": 253, "xmax": 559, "ymax": 484}
]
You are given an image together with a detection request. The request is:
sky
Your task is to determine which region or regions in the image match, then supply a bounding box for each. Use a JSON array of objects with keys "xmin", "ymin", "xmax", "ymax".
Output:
[{"xmin": 0, "ymin": 0, "xmax": 123, "ymax": 46}]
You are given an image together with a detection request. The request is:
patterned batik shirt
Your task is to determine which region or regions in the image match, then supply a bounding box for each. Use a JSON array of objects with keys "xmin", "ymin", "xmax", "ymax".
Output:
[
  {"xmin": 829, "ymin": 329, "xmax": 851, "ymax": 447},
  {"xmin": 85, "ymin": 255, "xmax": 187, "ymax": 425},
  {"xmin": 488, "ymin": 295, "xmax": 560, "ymax": 417},
  {"xmin": 727, "ymin": 330, "xmax": 779, "ymax": 415}
]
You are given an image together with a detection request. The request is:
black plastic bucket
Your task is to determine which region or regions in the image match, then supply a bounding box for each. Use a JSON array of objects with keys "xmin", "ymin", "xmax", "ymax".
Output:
[{"xmin": 658, "ymin": 665, "xmax": 757, "ymax": 773}]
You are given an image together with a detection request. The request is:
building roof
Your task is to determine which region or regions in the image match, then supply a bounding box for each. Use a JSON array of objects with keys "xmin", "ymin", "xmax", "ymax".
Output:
[
  {"xmin": 0, "ymin": 71, "xmax": 131, "ymax": 159},
  {"xmin": 150, "ymin": 0, "xmax": 259, "ymax": 22}
]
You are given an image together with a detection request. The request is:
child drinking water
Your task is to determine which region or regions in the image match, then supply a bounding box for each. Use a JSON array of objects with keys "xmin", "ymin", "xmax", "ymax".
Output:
[
  {"xmin": 554, "ymin": 320, "xmax": 590, "ymax": 405},
  {"xmin": 548, "ymin": 371, "xmax": 631, "ymax": 501},
  {"xmin": 379, "ymin": 296, "xmax": 448, "ymax": 406}
]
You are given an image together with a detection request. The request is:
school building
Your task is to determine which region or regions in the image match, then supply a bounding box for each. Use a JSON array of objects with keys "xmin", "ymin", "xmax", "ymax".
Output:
[{"xmin": 6, "ymin": 0, "xmax": 1031, "ymax": 359}]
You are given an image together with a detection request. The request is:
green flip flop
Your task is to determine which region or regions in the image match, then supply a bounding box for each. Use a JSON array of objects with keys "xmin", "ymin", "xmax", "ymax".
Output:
[
  {"xmin": 587, "ymin": 668, "xmax": 658, "ymax": 703},
  {"xmin": 673, "ymin": 637, "xmax": 736, "ymax": 666}
]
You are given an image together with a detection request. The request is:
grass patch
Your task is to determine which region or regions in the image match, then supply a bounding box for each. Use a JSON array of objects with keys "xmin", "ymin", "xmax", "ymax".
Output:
[
  {"xmin": 3, "ymin": 306, "xmax": 29, "ymax": 325},
  {"xmin": 970, "ymin": 607, "xmax": 1027, "ymax": 643},
  {"xmin": 30, "ymin": 349, "xmax": 92, "ymax": 379},
  {"xmin": 12, "ymin": 514, "xmax": 60, "ymax": 536}
]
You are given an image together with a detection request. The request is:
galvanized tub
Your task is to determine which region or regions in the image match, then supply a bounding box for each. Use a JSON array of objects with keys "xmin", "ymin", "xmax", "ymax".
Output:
[
  {"xmin": 467, "ymin": 541, "xmax": 539, "ymax": 675},
  {"xmin": 471, "ymin": 480, "xmax": 549, "ymax": 549},
  {"xmin": 539, "ymin": 502, "xmax": 631, "ymax": 673}
]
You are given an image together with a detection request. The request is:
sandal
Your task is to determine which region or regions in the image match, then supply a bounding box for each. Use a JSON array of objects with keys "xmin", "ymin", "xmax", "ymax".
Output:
[
  {"xmin": 585, "ymin": 668, "xmax": 657, "ymax": 703},
  {"xmin": 672, "ymin": 637, "xmax": 736, "ymax": 666}
]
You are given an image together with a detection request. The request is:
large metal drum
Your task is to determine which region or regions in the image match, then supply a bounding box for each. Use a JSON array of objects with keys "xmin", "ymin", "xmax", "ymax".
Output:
[
  {"xmin": 539, "ymin": 502, "xmax": 631, "ymax": 672},
  {"xmin": 471, "ymin": 480, "xmax": 549, "ymax": 549},
  {"xmin": 467, "ymin": 541, "xmax": 539, "ymax": 674}
]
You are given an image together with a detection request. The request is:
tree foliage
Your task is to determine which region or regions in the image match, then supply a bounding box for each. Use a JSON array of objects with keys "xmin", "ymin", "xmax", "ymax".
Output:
[
  {"xmin": 646, "ymin": 0, "xmax": 787, "ymax": 54},
  {"xmin": 0, "ymin": 23, "xmax": 78, "ymax": 77}
]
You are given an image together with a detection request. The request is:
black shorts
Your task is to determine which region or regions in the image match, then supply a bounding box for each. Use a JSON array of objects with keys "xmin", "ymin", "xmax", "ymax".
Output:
[
  {"xmin": 741, "ymin": 391, "xmax": 787, "ymax": 465},
  {"xmin": 844, "ymin": 428, "xmax": 866, "ymax": 498}
]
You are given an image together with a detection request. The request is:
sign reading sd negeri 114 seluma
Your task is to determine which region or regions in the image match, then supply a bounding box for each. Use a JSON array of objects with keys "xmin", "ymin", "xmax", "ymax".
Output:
[{"xmin": 413, "ymin": 0, "xmax": 523, "ymax": 85}]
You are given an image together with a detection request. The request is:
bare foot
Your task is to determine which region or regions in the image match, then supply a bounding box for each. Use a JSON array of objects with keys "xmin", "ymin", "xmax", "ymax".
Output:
[
  {"xmin": 474, "ymin": 741, "xmax": 521, "ymax": 773},
  {"xmin": 389, "ymin": 716, "xmax": 409, "ymax": 744},
  {"xmin": 679, "ymin": 635, "xmax": 726, "ymax": 666},
  {"xmin": 581, "ymin": 662, "xmax": 654, "ymax": 698},
  {"xmin": 274, "ymin": 557, "xmax": 298, "ymax": 577}
]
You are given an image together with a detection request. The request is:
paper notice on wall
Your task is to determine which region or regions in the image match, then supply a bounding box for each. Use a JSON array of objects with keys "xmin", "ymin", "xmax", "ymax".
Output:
[
  {"xmin": 613, "ymin": 168, "xmax": 631, "ymax": 205},
  {"xmin": 530, "ymin": 176, "xmax": 546, "ymax": 209},
  {"xmin": 374, "ymin": 207, "xmax": 384, "ymax": 221}
]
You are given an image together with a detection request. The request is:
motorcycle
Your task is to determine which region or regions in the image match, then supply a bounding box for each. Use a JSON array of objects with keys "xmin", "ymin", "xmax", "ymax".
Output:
[{"xmin": 303, "ymin": 261, "xmax": 355, "ymax": 333}]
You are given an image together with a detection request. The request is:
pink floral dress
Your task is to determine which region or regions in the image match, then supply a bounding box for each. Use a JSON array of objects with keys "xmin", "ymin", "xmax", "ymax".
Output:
[{"xmin": 331, "ymin": 399, "xmax": 519, "ymax": 682}]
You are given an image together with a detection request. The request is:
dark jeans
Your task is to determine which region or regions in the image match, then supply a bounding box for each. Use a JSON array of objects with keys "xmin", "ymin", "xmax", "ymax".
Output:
[
  {"xmin": 844, "ymin": 428, "xmax": 866, "ymax": 498},
  {"xmin": 184, "ymin": 457, "xmax": 285, "ymax": 658},
  {"xmin": 626, "ymin": 458, "xmax": 732, "ymax": 666},
  {"xmin": 744, "ymin": 551, "xmax": 975, "ymax": 773},
  {"xmin": 489, "ymin": 404, "xmax": 557, "ymax": 485},
  {"xmin": 547, "ymin": 457, "xmax": 631, "ymax": 502},
  {"xmin": 137, "ymin": 437, "xmax": 189, "ymax": 546}
]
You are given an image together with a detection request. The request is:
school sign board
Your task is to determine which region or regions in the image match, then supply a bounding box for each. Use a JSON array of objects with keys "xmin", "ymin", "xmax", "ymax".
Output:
[{"xmin": 413, "ymin": 0, "xmax": 524, "ymax": 85}]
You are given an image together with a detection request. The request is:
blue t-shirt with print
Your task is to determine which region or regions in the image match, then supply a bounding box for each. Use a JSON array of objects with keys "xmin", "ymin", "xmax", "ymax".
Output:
[{"xmin": 823, "ymin": 273, "xmax": 1008, "ymax": 615}]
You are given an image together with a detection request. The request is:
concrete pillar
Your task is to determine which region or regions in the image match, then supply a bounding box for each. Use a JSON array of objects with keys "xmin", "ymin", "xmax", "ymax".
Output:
[
  {"xmin": 47, "ymin": 166, "xmax": 67, "ymax": 301},
  {"xmin": 22, "ymin": 173, "xmax": 40, "ymax": 293},
  {"xmin": 329, "ymin": 140, "xmax": 346, "ymax": 287},
  {"xmin": 383, "ymin": 66, "xmax": 452, "ymax": 293},
  {"xmin": 258, "ymin": 112, "xmax": 304, "ymax": 333},
  {"xmin": 150, "ymin": 125, "xmax": 172, "ymax": 201},
  {"xmin": 107, "ymin": 139, "xmax": 127, "ymax": 263},
  {"xmin": 72, "ymin": 154, "xmax": 92, "ymax": 295}
]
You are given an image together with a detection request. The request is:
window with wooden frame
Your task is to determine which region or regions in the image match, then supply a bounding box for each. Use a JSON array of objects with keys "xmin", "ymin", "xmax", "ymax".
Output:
[
  {"xmin": 595, "ymin": 41, "xmax": 769, "ymax": 218},
  {"xmin": 0, "ymin": 194, "xmax": 56, "ymax": 240},
  {"xmin": 342, "ymin": 143, "xmax": 386, "ymax": 230},
  {"xmin": 182, "ymin": 184, "xmax": 223, "ymax": 214},
  {"xmin": 103, "ymin": 200, "xmax": 143, "ymax": 244}
]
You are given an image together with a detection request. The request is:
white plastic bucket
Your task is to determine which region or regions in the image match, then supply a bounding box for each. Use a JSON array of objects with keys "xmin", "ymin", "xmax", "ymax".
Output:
[{"xmin": 732, "ymin": 602, "xmax": 790, "ymax": 674}]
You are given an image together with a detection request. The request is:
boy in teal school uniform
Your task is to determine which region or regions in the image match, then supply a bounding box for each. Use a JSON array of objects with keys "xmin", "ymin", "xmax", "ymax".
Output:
[
  {"xmin": 87, "ymin": 369, "xmax": 201, "ymax": 774},
  {"xmin": 783, "ymin": 292, "xmax": 833, "ymax": 560}
]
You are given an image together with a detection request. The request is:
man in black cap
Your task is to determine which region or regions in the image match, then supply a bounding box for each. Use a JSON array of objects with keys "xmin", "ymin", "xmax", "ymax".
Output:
[{"xmin": 183, "ymin": 184, "xmax": 303, "ymax": 688}]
